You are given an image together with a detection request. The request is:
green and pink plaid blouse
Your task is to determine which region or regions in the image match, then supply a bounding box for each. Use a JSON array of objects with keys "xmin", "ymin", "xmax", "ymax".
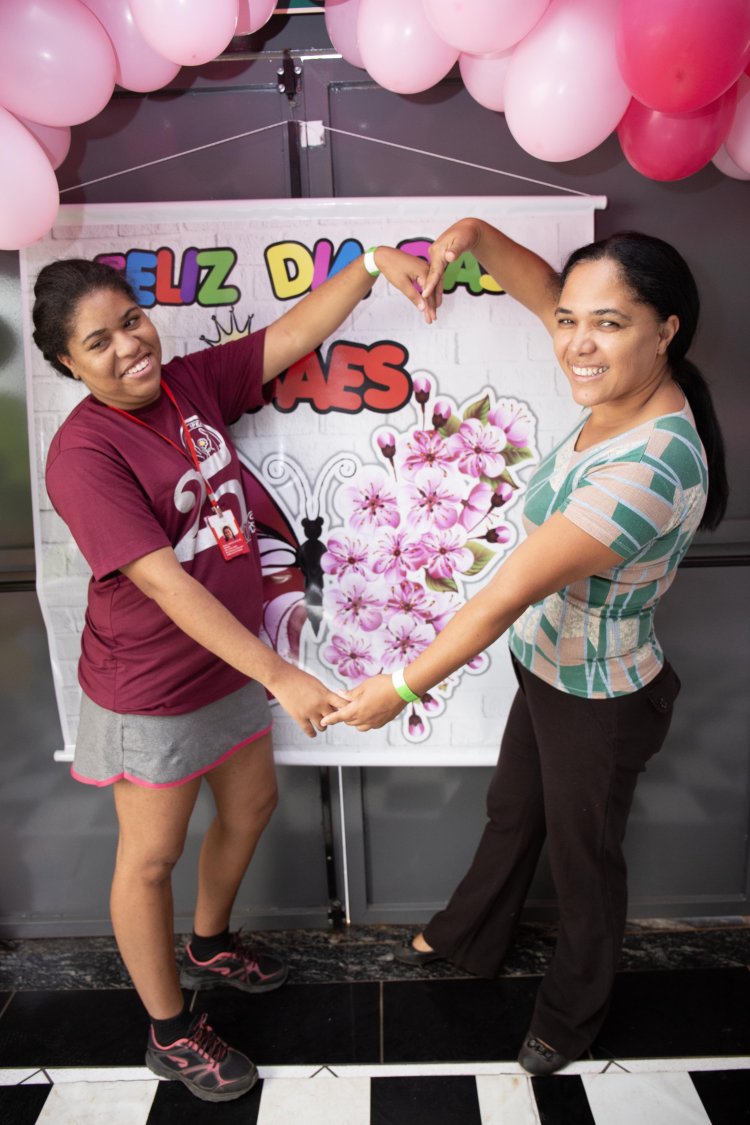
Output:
[{"xmin": 508, "ymin": 403, "xmax": 708, "ymax": 698}]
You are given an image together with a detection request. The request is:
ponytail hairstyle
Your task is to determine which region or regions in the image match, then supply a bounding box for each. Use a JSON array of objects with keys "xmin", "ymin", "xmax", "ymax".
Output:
[
  {"xmin": 560, "ymin": 232, "xmax": 728, "ymax": 530},
  {"xmin": 32, "ymin": 258, "xmax": 138, "ymax": 379}
]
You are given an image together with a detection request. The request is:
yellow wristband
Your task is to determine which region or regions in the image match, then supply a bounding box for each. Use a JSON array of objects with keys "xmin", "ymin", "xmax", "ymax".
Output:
[{"xmin": 363, "ymin": 246, "xmax": 380, "ymax": 277}]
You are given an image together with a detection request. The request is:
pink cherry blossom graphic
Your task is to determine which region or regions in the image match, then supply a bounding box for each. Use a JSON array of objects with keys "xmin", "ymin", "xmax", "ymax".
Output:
[
  {"xmin": 338, "ymin": 466, "xmax": 401, "ymax": 531},
  {"xmin": 401, "ymin": 429, "xmax": 458, "ymax": 479},
  {"xmin": 405, "ymin": 469, "xmax": 461, "ymax": 530},
  {"xmin": 321, "ymin": 533, "xmax": 371, "ymax": 578},
  {"xmin": 416, "ymin": 527, "xmax": 474, "ymax": 582},
  {"xmin": 371, "ymin": 528, "xmax": 425, "ymax": 580},
  {"xmin": 380, "ymin": 614, "xmax": 434, "ymax": 670},
  {"xmin": 323, "ymin": 632, "xmax": 378, "ymax": 682},
  {"xmin": 324, "ymin": 572, "xmax": 383, "ymax": 633},
  {"xmin": 316, "ymin": 382, "xmax": 538, "ymax": 742},
  {"xmin": 448, "ymin": 417, "xmax": 508, "ymax": 478}
]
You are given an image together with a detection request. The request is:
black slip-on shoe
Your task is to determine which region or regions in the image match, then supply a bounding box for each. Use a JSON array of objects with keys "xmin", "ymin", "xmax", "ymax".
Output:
[
  {"xmin": 518, "ymin": 1033, "xmax": 572, "ymax": 1076},
  {"xmin": 391, "ymin": 939, "xmax": 444, "ymax": 966}
]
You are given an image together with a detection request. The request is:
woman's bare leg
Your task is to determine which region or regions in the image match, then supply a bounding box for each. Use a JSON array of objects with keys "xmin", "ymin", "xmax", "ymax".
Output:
[
  {"xmin": 194, "ymin": 733, "xmax": 278, "ymax": 936},
  {"xmin": 110, "ymin": 777, "xmax": 200, "ymax": 1019}
]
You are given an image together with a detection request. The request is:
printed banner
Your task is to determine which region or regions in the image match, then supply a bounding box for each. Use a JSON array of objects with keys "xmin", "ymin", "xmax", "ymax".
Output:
[{"xmin": 20, "ymin": 195, "xmax": 605, "ymax": 765}]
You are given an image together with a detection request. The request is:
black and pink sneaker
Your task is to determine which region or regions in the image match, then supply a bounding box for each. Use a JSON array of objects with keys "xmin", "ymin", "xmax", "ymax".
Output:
[
  {"xmin": 179, "ymin": 932, "xmax": 288, "ymax": 994},
  {"xmin": 145, "ymin": 1012, "xmax": 257, "ymax": 1102}
]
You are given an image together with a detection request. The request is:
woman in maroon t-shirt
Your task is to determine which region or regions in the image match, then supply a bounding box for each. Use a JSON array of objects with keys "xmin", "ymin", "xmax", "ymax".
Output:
[{"xmin": 32, "ymin": 246, "xmax": 432, "ymax": 1103}]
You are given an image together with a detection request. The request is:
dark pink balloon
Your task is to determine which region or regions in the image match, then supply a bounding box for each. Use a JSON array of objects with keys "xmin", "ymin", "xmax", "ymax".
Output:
[
  {"xmin": 617, "ymin": 85, "xmax": 738, "ymax": 181},
  {"xmin": 617, "ymin": 0, "xmax": 750, "ymax": 113}
]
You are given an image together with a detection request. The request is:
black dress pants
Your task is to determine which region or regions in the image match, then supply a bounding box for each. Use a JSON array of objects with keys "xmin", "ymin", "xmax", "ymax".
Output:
[{"xmin": 424, "ymin": 655, "xmax": 681, "ymax": 1059}]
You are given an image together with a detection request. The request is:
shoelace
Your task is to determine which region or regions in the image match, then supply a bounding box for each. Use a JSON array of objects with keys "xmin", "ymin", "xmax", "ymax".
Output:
[
  {"xmin": 187, "ymin": 1014, "xmax": 228, "ymax": 1062},
  {"xmin": 230, "ymin": 932, "xmax": 262, "ymax": 977}
]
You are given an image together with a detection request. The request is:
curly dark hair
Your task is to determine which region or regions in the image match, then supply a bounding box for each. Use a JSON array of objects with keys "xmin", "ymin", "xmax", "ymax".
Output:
[{"xmin": 32, "ymin": 258, "xmax": 138, "ymax": 379}]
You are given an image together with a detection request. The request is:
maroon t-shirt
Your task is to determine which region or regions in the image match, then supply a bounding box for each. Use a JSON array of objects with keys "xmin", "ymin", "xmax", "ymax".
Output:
[{"xmin": 46, "ymin": 330, "xmax": 267, "ymax": 715}]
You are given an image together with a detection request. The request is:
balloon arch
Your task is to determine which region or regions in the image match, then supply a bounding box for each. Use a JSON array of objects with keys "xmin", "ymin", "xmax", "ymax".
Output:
[{"xmin": 1, "ymin": 0, "xmax": 749, "ymax": 250}]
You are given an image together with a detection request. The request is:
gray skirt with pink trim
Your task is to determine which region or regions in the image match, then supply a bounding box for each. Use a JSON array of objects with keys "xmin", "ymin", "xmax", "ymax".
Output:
[{"xmin": 72, "ymin": 680, "xmax": 273, "ymax": 788}]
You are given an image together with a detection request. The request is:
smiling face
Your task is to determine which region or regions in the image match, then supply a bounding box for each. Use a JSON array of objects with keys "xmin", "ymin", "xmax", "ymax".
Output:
[
  {"xmin": 553, "ymin": 258, "xmax": 678, "ymax": 415},
  {"xmin": 58, "ymin": 287, "xmax": 162, "ymax": 411}
]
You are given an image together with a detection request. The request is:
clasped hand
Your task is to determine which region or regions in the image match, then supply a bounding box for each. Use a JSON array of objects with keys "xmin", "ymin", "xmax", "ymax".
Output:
[
  {"xmin": 319, "ymin": 674, "xmax": 406, "ymax": 733},
  {"xmin": 377, "ymin": 219, "xmax": 480, "ymax": 325}
]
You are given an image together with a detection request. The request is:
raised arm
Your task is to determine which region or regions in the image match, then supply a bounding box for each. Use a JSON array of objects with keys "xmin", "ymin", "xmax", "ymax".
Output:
[
  {"xmin": 121, "ymin": 546, "xmax": 345, "ymax": 737},
  {"xmin": 421, "ymin": 218, "xmax": 561, "ymax": 334},
  {"xmin": 320, "ymin": 513, "xmax": 622, "ymax": 732},
  {"xmin": 262, "ymin": 247, "xmax": 434, "ymax": 381}
]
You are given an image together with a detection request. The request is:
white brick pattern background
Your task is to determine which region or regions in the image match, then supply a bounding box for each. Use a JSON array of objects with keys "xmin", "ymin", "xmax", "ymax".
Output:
[{"xmin": 20, "ymin": 196, "xmax": 603, "ymax": 764}]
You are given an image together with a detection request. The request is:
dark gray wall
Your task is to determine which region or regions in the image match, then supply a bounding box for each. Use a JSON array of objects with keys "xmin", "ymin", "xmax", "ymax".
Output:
[{"xmin": 1, "ymin": 15, "xmax": 748, "ymax": 935}]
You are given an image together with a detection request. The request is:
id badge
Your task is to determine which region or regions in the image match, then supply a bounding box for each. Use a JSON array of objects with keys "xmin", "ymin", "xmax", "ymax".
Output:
[{"xmin": 207, "ymin": 509, "xmax": 250, "ymax": 561}]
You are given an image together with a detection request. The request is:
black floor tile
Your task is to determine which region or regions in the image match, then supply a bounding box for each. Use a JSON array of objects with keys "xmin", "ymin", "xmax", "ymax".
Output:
[
  {"xmin": 382, "ymin": 977, "xmax": 537, "ymax": 1063},
  {"xmin": 592, "ymin": 969, "xmax": 750, "ymax": 1059},
  {"xmin": 0, "ymin": 1084, "xmax": 51, "ymax": 1125},
  {"xmin": 371, "ymin": 1075, "xmax": 482, "ymax": 1125},
  {"xmin": 186, "ymin": 980, "xmax": 381, "ymax": 1066},
  {"xmin": 146, "ymin": 1076, "xmax": 263, "ymax": 1123},
  {"xmin": 690, "ymin": 1070, "xmax": 750, "ymax": 1125},
  {"xmin": 532, "ymin": 1075, "xmax": 597, "ymax": 1125},
  {"xmin": 0, "ymin": 989, "xmax": 148, "ymax": 1067}
]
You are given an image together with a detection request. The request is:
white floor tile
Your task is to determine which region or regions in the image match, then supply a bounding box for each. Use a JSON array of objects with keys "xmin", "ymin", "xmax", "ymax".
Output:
[
  {"xmin": 0, "ymin": 1068, "xmax": 52, "ymax": 1085},
  {"xmin": 45, "ymin": 1067, "xmax": 155, "ymax": 1084},
  {"xmin": 476, "ymin": 1074, "xmax": 541, "ymax": 1125},
  {"xmin": 34, "ymin": 1079, "xmax": 158, "ymax": 1125},
  {"xmin": 257, "ymin": 1069, "xmax": 370, "ymax": 1125},
  {"xmin": 582, "ymin": 1071, "xmax": 712, "ymax": 1125}
]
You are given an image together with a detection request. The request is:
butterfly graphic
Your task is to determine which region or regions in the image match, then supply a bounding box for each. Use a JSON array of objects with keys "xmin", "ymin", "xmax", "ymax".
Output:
[{"xmin": 238, "ymin": 451, "xmax": 356, "ymax": 664}]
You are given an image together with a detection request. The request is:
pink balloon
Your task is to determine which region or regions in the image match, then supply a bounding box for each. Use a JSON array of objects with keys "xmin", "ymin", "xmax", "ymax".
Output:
[
  {"xmin": 617, "ymin": 0, "xmax": 750, "ymax": 113},
  {"xmin": 130, "ymin": 0, "xmax": 239, "ymax": 67},
  {"xmin": 325, "ymin": 0, "xmax": 366, "ymax": 69},
  {"xmin": 423, "ymin": 0, "xmax": 549, "ymax": 56},
  {"xmin": 505, "ymin": 0, "xmax": 630, "ymax": 162},
  {"xmin": 0, "ymin": 108, "xmax": 59, "ymax": 250},
  {"xmin": 16, "ymin": 117, "xmax": 72, "ymax": 171},
  {"xmin": 236, "ymin": 0, "xmax": 276, "ymax": 36},
  {"xmin": 726, "ymin": 76, "xmax": 750, "ymax": 173},
  {"xmin": 0, "ymin": 0, "xmax": 116, "ymax": 127},
  {"xmin": 81, "ymin": 0, "xmax": 181, "ymax": 92},
  {"xmin": 617, "ymin": 87, "xmax": 738, "ymax": 181},
  {"xmin": 712, "ymin": 143, "xmax": 750, "ymax": 181},
  {"xmin": 459, "ymin": 50, "xmax": 513, "ymax": 113},
  {"xmin": 358, "ymin": 0, "xmax": 459, "ymax": 95}
]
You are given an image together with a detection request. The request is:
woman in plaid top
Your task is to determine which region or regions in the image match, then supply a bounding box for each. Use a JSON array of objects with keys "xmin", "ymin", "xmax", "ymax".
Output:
[{"xmin": 323, "ymin": 220, "xmax": 728, "ymax": 1075}]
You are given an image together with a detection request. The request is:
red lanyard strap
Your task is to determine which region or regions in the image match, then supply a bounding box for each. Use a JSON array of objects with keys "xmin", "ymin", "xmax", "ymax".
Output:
[{"xmin": 104, "ymin": 380, "xmax": 223, "ymax": 515}]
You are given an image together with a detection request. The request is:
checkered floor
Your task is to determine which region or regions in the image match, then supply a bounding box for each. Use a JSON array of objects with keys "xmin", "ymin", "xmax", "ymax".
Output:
[
  {"xmin": 2, "ymin": 1058, "xmax": 749, "ymax": 1123},
  {"xmin": 1, "ymin": 962, "xmax": 749, "ymax": 1123}
]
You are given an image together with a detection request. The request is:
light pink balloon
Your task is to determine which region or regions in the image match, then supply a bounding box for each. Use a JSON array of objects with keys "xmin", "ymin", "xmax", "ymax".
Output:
[
  {"xmin": 725, "ymin": 76, "xmax": 750, "ymax": 174},
  {"xmin": 325, "ymin": 0, "xmax": 366, "ymax": 69},
  {"xmin": 459, "ymin": 50, "xmax": 513, "ymax": 113},
  {"xmin": 16, "ymin": 117, "xmax": 72, "ymax": 171},
  {"xmin": 504, "ymin": 0, "xmax": 630, "ymax": 162},
  {"xmin": 617, "ymin": 87, "xmax": 738, "ymax": 181},
  {"xmin": 81, "ymin": 0, "xmax": 181, "ymax": 92},
  {"xmin": 423, "ymin": 0, "xmax": 549, "ymax": 56},
  {"xmin": 236, "ymin": 0, "xmax": 276, "ymax": 36},
  {"xmin": 130, "ymin": 0, "xmax": 239, "ymax": 67},
  {"xmin": 617, "ymin": 0, "xmax": 750, "ymax": 114},
  {"xmin": 0, "ymin": 0, "xmax": 116, "ymax": 127},
  {"xmin": 0, "ymin": 108, "xmax": 59, "ymax": 250},
  {"xmin": 712, "ymin": 143, "xmax": 750, "ymax": 180},
  {"xmin": 358, "ymin": 0, "xmax": 459, "ymax": 95}
]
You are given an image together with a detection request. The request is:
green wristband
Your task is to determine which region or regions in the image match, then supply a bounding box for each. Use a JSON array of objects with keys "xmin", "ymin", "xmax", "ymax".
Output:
[
  {"xmin": 392, "ymin": 667, "xmax": 419, "ymax": 703},
  {"xmin": 363, "ymin": 246, "xmax": 380, "ymax": 277}
]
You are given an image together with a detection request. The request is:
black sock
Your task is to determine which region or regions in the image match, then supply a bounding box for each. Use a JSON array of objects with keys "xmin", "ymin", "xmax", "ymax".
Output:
[
  {"xmin": 152, "ymin": 1005, "xmax": 192, "ymax": 1046},
  {"xmin": 189, "ymin": 926, "xmax": 231, "ymax": 962}
]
